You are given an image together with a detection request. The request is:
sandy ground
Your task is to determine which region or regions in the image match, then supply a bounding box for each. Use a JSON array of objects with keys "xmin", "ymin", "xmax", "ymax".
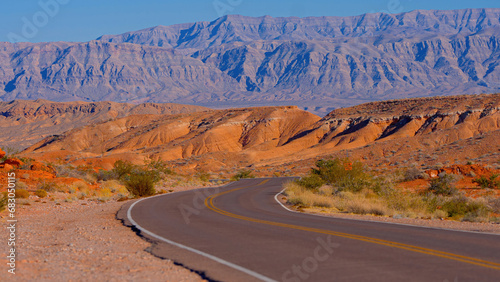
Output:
[{"xmin": 0, "ymin": 197, "xmax": 204, "ymax": 281}]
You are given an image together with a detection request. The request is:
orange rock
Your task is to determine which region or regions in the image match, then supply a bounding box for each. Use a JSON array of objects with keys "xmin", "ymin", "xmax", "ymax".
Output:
[
  {"xmin": 0, "ymin": 163, "xmax": 14, "ymax": 171},
  {"xmin": 0, "ymin": 148, "xmax": 5, "ymax": 159},
  {"xmin": 31, "ymin": 161, "xmax": 50, "ymax": 171},
  {"xmin": 3, "ymin": 158, "xmax": 24, "ymax": 167}
]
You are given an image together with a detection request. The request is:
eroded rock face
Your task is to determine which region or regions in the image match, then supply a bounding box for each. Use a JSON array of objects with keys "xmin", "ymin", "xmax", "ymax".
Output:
[
  {"xmin": 20, "ymin": 93, "xmax": 500, "ymax": 173},
  {"xmin": 0, "ymin": 100, "xmax": 209, "ymax": 149},
  {"xmin": 1, "ymin": 9, "xmax": 500, "ymax": 113}
]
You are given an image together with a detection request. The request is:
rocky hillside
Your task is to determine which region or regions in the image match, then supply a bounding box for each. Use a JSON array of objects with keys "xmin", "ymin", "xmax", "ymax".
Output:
[
  {"xmin": 1, "ymin": 9, "xmax": 500, "ymax": 114},
  {"xmin": 0, "ymin": 100, "xmax": 208, "ymax": 149},
  {"xmin": 22, "ymin": 93, "xmax": 500, "ymax": 174}
]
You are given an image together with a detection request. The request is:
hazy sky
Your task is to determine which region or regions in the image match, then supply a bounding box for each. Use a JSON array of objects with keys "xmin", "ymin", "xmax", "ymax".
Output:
[{"xmin": 1, "ymin": 0, "xmax": 499, "ymax": 43}]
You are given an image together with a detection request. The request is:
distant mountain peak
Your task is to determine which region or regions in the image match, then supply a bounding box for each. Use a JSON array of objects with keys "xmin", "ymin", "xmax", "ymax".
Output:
[{"xmin": 2, "ymin": 8, "xmax": 500, "ymax": 115}]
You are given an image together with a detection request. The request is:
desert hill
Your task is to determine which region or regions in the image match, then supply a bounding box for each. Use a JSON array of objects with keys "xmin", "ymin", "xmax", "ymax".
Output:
[
  {"xmin": 0, "ymin": 100, "xmax": 209, "ymax": 149},
  {"xmin": 1, "ymin": 9, "xmax": 500, "ymax": 114},
  {"xmin": 21, "ymin": 93, "xmax": 500, "ymax": 175}
]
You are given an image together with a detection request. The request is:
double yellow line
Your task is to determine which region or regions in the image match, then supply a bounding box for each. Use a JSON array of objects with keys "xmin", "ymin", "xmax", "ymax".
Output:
[{"xmin": 204, "ymin": 180, "xmax": 500, "ymax": 271}]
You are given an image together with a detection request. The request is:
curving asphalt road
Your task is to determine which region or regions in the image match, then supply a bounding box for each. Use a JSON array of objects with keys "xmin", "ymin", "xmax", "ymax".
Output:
[{"xmin": 119, "ymin": 178, "xmax": 500, "ymax": 282}]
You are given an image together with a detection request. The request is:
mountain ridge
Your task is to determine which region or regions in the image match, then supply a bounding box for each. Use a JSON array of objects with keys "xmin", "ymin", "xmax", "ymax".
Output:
[{"xmin": 1, "ymin": 8, "xmax": 500, "ymax": 114}]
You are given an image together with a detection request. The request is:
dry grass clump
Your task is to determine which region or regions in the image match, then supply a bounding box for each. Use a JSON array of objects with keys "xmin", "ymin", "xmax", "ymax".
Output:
[
  {"xmin": 15, "ymin": 189, "xmax": 30, "ymax": 199},
  {"xmin": 283, "ymin": 158, "xmax": 497, "ymax": 222},
  {"xmin": 35, "ymin": 189, "xmax": 47, "ymax": 198},
  {"xmin": 285, "ymin": 182, "xmax": 337, "ymax": 208}
]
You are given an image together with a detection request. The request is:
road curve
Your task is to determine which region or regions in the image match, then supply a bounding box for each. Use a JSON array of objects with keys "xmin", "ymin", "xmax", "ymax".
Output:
[{"xmin": 120, "ymin": 178, "xmax": 500, "ymax": 282}]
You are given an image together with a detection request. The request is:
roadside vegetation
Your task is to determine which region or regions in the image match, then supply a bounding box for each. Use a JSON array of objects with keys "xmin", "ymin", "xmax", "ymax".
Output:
[
  {"xmin": 5, "ymin": 157, "xmax": 216, "ymax": 205},
  {"xmin": 284, "ymin": 158, "xmax": 499, "ymax": 223}
]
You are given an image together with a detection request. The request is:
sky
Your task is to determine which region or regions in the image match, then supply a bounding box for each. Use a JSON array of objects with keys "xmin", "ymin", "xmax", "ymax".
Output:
[{"xmin": 1, "ymin": 0, "xmax": 499, "ymax": 43}]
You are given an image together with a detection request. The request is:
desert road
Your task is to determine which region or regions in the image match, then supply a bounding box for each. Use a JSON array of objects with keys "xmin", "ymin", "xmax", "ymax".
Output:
[{"xmin": 120, "ymin": 178, "xmax": 500, "ymax": 281}]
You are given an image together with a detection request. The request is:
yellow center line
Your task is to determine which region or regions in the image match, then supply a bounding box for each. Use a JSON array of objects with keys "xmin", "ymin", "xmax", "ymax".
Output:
[{"xmin": 204, "ymin": 180, "xmax": 500, "ymax": 271}]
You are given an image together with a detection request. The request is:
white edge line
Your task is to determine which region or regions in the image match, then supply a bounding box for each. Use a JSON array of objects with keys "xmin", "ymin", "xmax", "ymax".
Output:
[
  {"xmin": 274, "ymin": 188, "xmax": 500, "ymax": 236},
  {"xmin": 127, "ymin": 188, "xmax": 277, "ymax": 282}
]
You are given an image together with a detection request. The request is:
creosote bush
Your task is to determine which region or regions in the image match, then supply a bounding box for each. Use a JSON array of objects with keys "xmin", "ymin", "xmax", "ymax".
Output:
[
  {"xmin": 15, "ymin": 189, "xmax": 29, "ymax": 199},
  {"xmin": 473, "ymin": 174, "xmax": 500, "ymax": 189},
  {"xmin": 35, "ymin": 189, "xmax": 47, "ymax": 198},
  {"xmin": 231, "ymin": 170, "xmax": 255, "ymax": 181},
  {"xmin": 124, "ymin": 171, "xmax": 159, "ymax": 197},
  {"xmin": 310, "ymin": 158, "xmax": 377, "ymax": 193},
  {"xmin": 427, "ymin": 174, "xmax": 458, "ymax": 196},
  {"xmin": 297, "ymin": 174, "xmax": 324, "ymax": 191}
]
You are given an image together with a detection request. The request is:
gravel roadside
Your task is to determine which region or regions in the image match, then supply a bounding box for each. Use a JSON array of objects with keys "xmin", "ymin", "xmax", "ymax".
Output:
[{"xmin": 0, "ymin": 198, "xmax": 204, "ymax": 281}]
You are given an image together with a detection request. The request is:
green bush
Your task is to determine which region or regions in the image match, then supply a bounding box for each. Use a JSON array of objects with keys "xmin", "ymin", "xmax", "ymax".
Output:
[
  {"xmin": 297, "ymin": 174, "xmax": 324, "ymax": 191},
  {"xmin": 231, "ymin": 170, "xmax": 255, "ymax": 181},
  {"xmin": 145, "ymin": 159, "xmax": 173, "ymax": 175},
  {"xmin": 15, "ymin": 189, "xmax": 30, "ymax": 199},
  {"xmin": 112, "ymin": 160, "xmax": 137, "ymax": 180},
  {"xmin": 442, "ymin": 196, "xmax": 490, "ymax": 219},
  {"xmin": 427, "ymin": 174, "xmax": 459, "ymax": 196},
  {"xmin": 35, "ymin": 189, "xmax": 47, "ymax": 198},
  {"xmin": 95, "ymin": 169, "xmax": 118, "ymax": 181},
  {"xmin": 124, "ymin": 171, "xmax": 158, "ymax": 197},
  {"xmin": 311, "ymin": 158, "xmax": 374, "ymax": 193},
  {"xmin": 196, "ymin": 172, "xmax": 211, "ymax": 182},
  {"xmin": 472, "ymin": 174, "xmax": 499, "ymax": 189}
]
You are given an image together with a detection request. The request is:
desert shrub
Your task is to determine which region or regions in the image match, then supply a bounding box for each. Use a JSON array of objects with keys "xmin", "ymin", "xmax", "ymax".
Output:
[
  {"xmin": 35, "ymin": 189, "xmax": 47, "ymax": 198},
  {"xmin": 231, "ymin": 170, "xmax": 255, "ymax": 181},
  {"xmin": 344, "ymin": 197, "xmax": 388, "ymax": 216},
  {"xmin": 489, "ymin": 197, "xmax": 500, "ymax": 213},
  {"xmin": 432, "ymin": 209, "xmax": 448, "ymax": 219},
  {"xmin": 101, "ymin": 179, "xmax": 125, "ymax": 193},
  {"xmin": 124, "ymin": 171, "xmax": 159, "ymax": 197},
  {"xmin": 37, "ymin": 181, "xmax": 59, "ymax": 192},
  {"xmin": 15, "ymin": 189, "xmax": 29, "ymax": 199},
  {"xmin": 473, "ymin": 174, "xmax": 500, "ymax": 189},
  {"xmin": 71, "ymin": 181, "xmax": 89, "ymax": 191},
  {"xmin": 427, "ymin": 174, "xmax": 459, "ymax": 196},
  {"xmin": 297, "ymin": 174, "xmax": 324, "ymax": 191},
  {"xmin": 284, "ymin": 181, "xmax": 336, "ymax": 208},
  {"xmin": 383, "ymin": 188, "xmax": 427, "ymax": 214},
  {"xmin": 112, "ymin": 160, "xmax": 137, "ymax": 180},
  {"xmin": 94, "ymin": 169, "xmax": 118, "ymax": 181},
  {"xmin": 196, "ymin": 171, "xmax": 211, "ymax": 182},
  {"xmin": 403, "ymin": 167, "xmax": 425, "ymax": 181},
  {"xmin": 310, "ymin": 158, "xmax": 375, "ymax": 193},
  {"xmin": 442, "ymin": 196, "xmax": 490, "ymax": 219},
  {"xmin": 145, "ymin": 159, "xmax": 173, "ymax": 175},
  {"xmin": 18, "ymin": 157, "xmax": 34, "ymax": 170}
]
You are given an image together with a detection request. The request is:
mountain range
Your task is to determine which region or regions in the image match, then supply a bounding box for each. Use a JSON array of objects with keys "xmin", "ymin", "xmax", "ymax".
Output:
[{"xmin": 1, "ymin": 8, "xmax": 500, "ymax": 114}]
